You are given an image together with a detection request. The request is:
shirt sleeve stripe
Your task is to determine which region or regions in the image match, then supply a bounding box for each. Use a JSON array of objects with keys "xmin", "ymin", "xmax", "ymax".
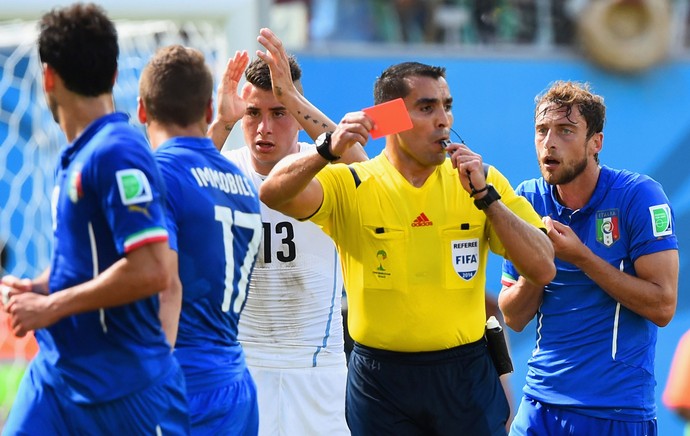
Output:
[
  {"xmin": 124, "ymin": 227, "xmax": 169, "ymax": 253},
  {"xmin": 500, "ymin": 272, "xmax": 517, "ymax": 288}
]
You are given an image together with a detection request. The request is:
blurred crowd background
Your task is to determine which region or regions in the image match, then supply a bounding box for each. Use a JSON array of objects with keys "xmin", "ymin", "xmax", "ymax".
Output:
[{"xmin": 269, "ymin": 0, "xmax": 690, "ymax": 52}]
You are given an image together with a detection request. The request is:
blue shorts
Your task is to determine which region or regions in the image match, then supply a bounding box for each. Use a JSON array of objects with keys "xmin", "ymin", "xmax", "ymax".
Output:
[
  {"xmin": 346, "ymin": 340, "xmax": 509, "ymax": 436},
  {"xmin": 187, "ymin": 367, "xmax": 258, "ymax": 436},
  {"xmin": 3, "ymin": 360, "xmax": 189, "ymax": 436},
  {"xmin": 510, "ymin": 396, "xmax": 657, "ymax": 436}
]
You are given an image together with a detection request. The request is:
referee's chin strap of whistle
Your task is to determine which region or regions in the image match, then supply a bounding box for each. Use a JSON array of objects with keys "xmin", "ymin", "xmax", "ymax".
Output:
[
  {"xmin": 448, "ymin": 128, "xmax": 490, "ymax": 183},
  {"xmin": 467, "ymin": 164, "xmax": 491, "ymax": 196}
]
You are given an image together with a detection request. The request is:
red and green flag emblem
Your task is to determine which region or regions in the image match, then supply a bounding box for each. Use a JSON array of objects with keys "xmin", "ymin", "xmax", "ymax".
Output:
[{"xmin": 596, "ymin": 209, "xmax": 619, "ymax": 247}]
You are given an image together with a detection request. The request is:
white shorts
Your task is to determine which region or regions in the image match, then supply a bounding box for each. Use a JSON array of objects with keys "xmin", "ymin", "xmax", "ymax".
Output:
[{"xmin": 249, "ymin": 364, "xmax": 349, "ymax": 436}]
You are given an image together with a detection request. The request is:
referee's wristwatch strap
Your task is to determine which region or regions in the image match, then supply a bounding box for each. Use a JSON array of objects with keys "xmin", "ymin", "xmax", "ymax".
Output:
[
  {"xmin": 315, "ymin": 131, "xmax": 340, "ymax": 162},
  {"xmin": 473, "ymin": 184, "xmax": 501, "ymax": 210}
]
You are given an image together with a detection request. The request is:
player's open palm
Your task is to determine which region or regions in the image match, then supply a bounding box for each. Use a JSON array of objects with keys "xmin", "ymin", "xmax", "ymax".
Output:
[
  {"xmin": 257, "ymin": 28, "xmax": 295, "ymax": 102},
  {"xmin": 217, "ymin": 50, "xmax": 249, "ymax": 125}
]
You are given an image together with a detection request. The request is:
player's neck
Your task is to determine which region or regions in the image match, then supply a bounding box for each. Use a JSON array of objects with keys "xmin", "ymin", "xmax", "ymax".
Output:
[
  {"xmin": 147, "ymin": 122, "xmax": 207, "ymax": 149},
  {"xmin": 57, "ymin": 94, "xmax": 115, "ymax": 142},
  {"xmin": 555, "ymin": 165, "xmax": 601, "ymax": 210},
  {"xmin": 251, "ymin": 160, "xmax": 272, "ymax": 178},
  {"xmin": 59, "ymin": 94, "xmax": 114, "ymax": 143}
]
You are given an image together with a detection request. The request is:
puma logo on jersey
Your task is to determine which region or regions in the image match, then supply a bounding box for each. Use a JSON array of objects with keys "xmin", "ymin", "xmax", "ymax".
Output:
[
  {"xmin": 128, "ymin": 204, "xmax": 152, "ymax": 219},
  {"xmin": 411, "ymin": 212, "xmax": 433, "ymax": 227}
]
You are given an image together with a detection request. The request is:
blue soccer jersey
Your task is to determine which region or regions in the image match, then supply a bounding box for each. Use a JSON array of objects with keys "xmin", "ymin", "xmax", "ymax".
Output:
[
  {"xmin": 155, "ymin": 137, "xmax": 261, "ymax": 394},
  {"xmin": 33, "ymin": 112, "xmax": 177, "ymax": 403},
  {"xmin": 502, "ymin": 165, "xmax": 678, "ymax": 420}
]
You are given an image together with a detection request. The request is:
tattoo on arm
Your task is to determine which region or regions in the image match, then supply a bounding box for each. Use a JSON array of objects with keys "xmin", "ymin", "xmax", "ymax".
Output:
[{"xmin": 297, "ymin": 110, "xmax": 329, "ymax": 130}]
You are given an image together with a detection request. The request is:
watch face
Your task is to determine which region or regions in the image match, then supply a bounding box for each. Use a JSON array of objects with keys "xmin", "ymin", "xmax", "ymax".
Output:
[
  {"xmin": 315, "ymin": 131, "xmax": 338, "ymax": 161},
  {"xmin": 316, "ymin": 132, "xmax": 328, "ymax": 146}
]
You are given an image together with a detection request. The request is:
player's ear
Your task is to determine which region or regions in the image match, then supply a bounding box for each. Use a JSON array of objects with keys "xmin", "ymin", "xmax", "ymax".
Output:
[
  {"xmin": 206, "ymin": 99, "xmax": 213, "ymax": 124},
  {"xmin": 42, "ymin": 63, "xmax": 55, "ymax": 92},
  {"xmin": 589, "ymin": 131, "xmax": 603, "ymax": 155},
  {"xmin": 136, "ymin": 97, "xmax": 147, "ymax": 124}
]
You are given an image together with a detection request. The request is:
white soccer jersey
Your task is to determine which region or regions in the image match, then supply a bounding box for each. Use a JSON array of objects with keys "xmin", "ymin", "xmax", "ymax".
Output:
[{"xmin": 224, "ymin": 144, "xmax": 346, "ymax": 369}]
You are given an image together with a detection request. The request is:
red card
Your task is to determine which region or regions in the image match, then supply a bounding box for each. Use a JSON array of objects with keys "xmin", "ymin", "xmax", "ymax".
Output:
[{"xmin": 362, "ymin": 98, "xmax": 413, "ymax": 139}]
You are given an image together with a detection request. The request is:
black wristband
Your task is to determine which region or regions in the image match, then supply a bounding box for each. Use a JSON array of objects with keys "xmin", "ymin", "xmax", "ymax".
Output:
[
  {"xmin": 315, "ymin": 131, "xmax": 340, "ymax": 162},
  {"xmin": 473, "ymin": 184, "xmax": 501, "ymax": 210},
  {"xmin": 470, "ymin": 185, "xmax": 489, "ymax": 197}
]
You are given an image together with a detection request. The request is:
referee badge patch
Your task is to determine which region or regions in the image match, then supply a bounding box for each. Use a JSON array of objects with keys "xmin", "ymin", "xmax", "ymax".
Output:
[
  {"xmin": 452, "ymin": 238, "xmax": 479, "ymax": 281},
  {"xmin": 116, "ymin": 169, "xmax": 153, "ymax": 206},
  {"xmin": 649, "ymin": 204, "xmax": 672, "ymax": 237}
]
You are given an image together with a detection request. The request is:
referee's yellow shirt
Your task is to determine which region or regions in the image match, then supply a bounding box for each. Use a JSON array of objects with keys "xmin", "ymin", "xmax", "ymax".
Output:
[{"xmin": 313, "ymin": 154, "xmax": 544, "ymax": 352}]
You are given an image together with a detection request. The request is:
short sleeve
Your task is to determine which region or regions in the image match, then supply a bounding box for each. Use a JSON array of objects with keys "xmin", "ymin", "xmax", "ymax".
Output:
[
  {"xmin": 87, "ymin": 139, "xmax": 169, "ymax": 254},
  {"xmin": 625, "ymin": 177, "xmax": 678, "ymax": 261}
]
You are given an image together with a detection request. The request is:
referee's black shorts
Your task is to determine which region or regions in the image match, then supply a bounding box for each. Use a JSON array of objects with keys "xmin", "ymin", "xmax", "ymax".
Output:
[{"xmin": 346, "ymin": 339, "xmax": 509, "ymax": 436}]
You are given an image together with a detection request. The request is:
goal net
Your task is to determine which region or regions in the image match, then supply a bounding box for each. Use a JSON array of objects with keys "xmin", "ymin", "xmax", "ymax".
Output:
[{"xmin": 0, "ymin": 16, "xmax": 227, "ymax": 425}]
